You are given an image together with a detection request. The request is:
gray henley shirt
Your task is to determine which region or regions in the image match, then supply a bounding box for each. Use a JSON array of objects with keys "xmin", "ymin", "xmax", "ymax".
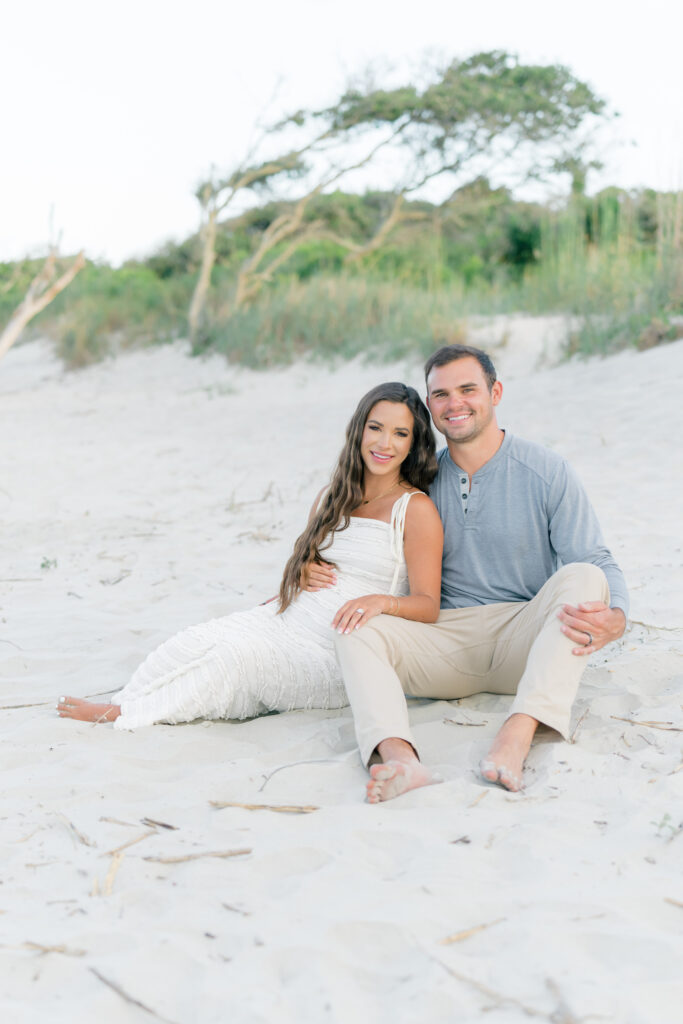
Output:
[{"xmin": 429, "ymin": 431, "xmax": 629, "ymax": 616}]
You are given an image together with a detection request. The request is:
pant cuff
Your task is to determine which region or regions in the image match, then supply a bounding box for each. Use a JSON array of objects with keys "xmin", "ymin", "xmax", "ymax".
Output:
[
  {"xmin": 506, "ymin": 699, "xmax": 571, "ymax": 741},
  {"xmin": 359, "ymin": 729, "xmax": 419, "ymax": 770}
]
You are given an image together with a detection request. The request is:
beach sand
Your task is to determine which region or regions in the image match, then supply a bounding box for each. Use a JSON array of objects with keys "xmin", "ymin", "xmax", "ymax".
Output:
[{"xmin": 1, "ymin": 323, "xmax": 682, "ymax": 1023}]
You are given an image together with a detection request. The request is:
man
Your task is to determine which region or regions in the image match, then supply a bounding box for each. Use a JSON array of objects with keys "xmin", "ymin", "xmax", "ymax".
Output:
[{"xmin": 312, "ymin": 344, "xmax": 628, "ymax": 801}]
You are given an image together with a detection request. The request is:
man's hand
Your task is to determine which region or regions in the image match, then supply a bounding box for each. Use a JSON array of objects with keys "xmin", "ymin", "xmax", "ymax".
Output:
[
  {"xmin": 300, "ymin": 560, "xmax": 336, "ymax": 592},
  {"xmin": 557, "ymin": 601, "xmax": 626, "ymax": 656}
]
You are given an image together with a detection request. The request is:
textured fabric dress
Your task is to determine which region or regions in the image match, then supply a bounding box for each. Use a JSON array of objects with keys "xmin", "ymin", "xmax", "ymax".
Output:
[{"xmin": 112, "ymin": 492, "xmax": 415, "ymax": 729}]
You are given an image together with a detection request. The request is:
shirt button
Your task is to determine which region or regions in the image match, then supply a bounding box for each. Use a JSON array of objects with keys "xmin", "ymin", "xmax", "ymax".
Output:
[
  {"xmin": 461, "ymin": 494, "xmax": 467, "ymax": 499},
  {"xmin": 461, "ymin": 478, "xmax": 466, "ymax": 484}
]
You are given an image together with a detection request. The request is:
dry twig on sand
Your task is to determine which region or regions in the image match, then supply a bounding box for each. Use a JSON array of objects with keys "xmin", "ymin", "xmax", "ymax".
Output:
[
  {"xmin": 143, "ymin": 848, "xmax": 251, "ymax": 864},
  {"xmin": 3, "ymin": 941, "xmax": 86, "ymax": 957},
  {"xmin": 427, "ymin": 951, "xmax": 587, "ymax": 1022},
  {"xmin": 100, "ymin": 852, "xmax": 125, "ymax": 897},
  {"xmin": 426, "ymin": 951, "xmax": 545, "ymax": 1018},
  {"xmin": 102, "ymin": 830, "xmax": 156, "ymax": 857},
  {"xmin": 664, "ymin": 897, "xmax": 683, "ymax": 909},
  {"xmin": 57, "ymin": 814, "xmax": 96, "ymax": 848},
  {"xmin": 258, "ymin": 757, "xmax": 343, "ymax": 791},
  {"xmin": 610, "ymin": 716, "xmax": 682, "ymax": 732},
  {"xmin": 443, "ymin": 716, "xmax": 486, "ymax": 727},
  {"xmin": 467, "ymin": 790, "xmax": 490, "ymax": 809},
  {"xmin": 441, "ymin": 917, "xmax": 505, "ymax": 945},
  {"xmin": 222, "ymin": 902, "xmax": 251, "ymax": 916},
  {"xmin": 210, "ymin": 801, "xmax": 318, "ymax": 814},
  {"xmin": 90, "ymin": 968, "xmax": 179, "ymax": 1024},
  {"xmin": 629, "ymin": 619, "xmax": 683, "ymax": 633},
  {"xmin": 140, "ymin": 817, "xmax": 178, "ymax": 830},
  {"xmin": 570, "ymin": 707, "xmax": 589, "ymax": 743}
]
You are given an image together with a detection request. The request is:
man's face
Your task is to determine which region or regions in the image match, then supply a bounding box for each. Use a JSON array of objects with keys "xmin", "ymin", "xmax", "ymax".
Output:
[{"xmin": 426, "ymin": 357, "xmax": 502, "ymax": 444}]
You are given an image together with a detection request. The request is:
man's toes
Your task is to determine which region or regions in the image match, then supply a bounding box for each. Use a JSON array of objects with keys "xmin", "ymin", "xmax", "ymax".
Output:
[
  {"xmin": 499, "ymin": 768, "xmax": 522, "ymax": 792},
  {"xmin": 479, "ymin": 760, "xmax": 499, "ymax": 783},
  {"xmin": 480, "ymin": 758, "xmax": 523, "ymax": 792},
  {"xmin": 366, "ymin": 781, "xmax": 382, "ymax": 804},
  {"xmin": 366, "ymin": 763, "xmax": 400, "ymax": 803}
]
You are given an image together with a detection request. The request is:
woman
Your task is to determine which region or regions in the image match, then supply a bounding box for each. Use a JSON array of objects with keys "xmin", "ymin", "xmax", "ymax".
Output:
[{"xmin": 57, "ymin": 383, "xmax": 444, "ymax": 759}]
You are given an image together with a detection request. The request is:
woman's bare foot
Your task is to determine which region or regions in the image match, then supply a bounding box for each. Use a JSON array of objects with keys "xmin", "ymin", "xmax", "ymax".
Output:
[
  {"xmin": 366, "ymin": 737, "xmax": 443, "ymax": 803},
  {"xmin": 57, "ymin": 696, "xmax": 120, "ymax": 723},
  {"xmin": 479, "ymin": 713, "xmax": 539, "ymax": 792}
]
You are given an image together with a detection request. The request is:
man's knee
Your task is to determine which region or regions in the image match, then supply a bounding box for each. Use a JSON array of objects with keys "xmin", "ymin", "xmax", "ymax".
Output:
[
  {"xmin": 333, "ymin": 613, "xmax": 396, "ymax": 661},
  {"xmin": 551, "ymin": 562, "xmax": 609, "ymax": 603}
]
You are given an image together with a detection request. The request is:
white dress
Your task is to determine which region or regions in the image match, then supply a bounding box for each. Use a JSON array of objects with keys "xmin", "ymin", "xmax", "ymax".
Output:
[{"xmin": 113, "ymin": 492, "xmax": 415, "ymax": 729}]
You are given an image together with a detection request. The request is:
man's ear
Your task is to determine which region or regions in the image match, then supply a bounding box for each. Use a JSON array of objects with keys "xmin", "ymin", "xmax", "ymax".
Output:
[{"xmin": 491, "ymin": 381, "xmax": 503, "ymax": 406}]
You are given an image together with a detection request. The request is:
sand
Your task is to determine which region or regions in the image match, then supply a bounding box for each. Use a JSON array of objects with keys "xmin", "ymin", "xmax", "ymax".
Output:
[{"xmin": 1, "ymin": 323, "xmax": 682, "ymax": 1023}]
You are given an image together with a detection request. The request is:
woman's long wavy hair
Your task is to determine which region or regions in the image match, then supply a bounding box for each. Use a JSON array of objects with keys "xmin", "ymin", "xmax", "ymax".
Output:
[{"xmin": 278, "ymin": 382, "xmax": 437, "ymax": 612}]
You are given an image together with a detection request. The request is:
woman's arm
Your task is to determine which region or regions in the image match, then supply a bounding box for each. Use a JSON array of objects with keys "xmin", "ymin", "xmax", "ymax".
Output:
[
  {"xmin": 299, "ymin": 486, "xmax": 338, "ymax": 591},
  {"xmin": 264, "ymin": 488, "xmax": 332, "ymax": 605},
  {"xmin": 331, "ymin": 493, "xmax": 443, "ymax": 633}
]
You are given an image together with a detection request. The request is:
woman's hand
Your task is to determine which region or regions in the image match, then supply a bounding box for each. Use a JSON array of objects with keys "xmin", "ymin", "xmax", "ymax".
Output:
[
  {"xmin": 332, "ymin": 594, "xmax": 392, "ymax": 634},
  {"xmin": 300, "ymin": 560, "xmax": 337, "ymax": 592}
]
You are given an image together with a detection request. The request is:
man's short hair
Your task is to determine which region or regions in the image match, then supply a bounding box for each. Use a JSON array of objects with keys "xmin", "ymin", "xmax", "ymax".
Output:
[{"xmin": 424, "ymin": 344, "xmax": 497, "ymax": 391}]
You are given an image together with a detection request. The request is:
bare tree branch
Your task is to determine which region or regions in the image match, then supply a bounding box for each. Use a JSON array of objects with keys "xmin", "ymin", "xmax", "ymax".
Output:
[{"xmin": 0, "ymin": 249, "xmax": 85, "ymax": 363}]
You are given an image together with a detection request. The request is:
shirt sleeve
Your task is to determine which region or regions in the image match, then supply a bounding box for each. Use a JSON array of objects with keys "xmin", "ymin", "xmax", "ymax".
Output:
[{"xmin": 547, "ymin": 460, "xmax": 629, "ymax": 617}]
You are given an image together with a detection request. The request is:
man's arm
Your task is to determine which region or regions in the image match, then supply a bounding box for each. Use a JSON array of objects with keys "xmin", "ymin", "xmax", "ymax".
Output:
[{"xmin": 548, "ymin": 460, "xmax": 628, "ymax": 653}]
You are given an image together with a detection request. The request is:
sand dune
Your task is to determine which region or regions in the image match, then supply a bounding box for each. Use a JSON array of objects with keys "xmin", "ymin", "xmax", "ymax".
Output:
[{"xmin": 1, "ymin": 329, "xmax": 682, "ymax": 1023}]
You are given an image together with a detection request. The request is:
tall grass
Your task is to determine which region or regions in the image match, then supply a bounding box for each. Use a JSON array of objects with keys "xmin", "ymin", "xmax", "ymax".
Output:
[
  {"xmin": 197, "ymin": 277, "xmax": 473, "ymax": 367},
  {"xmin": 6, "ymin": 190, "xmax": 681, "ymax": 368},
  {"xmin": 200, "ymin": 193, "xmax": 683, "ymax": 367},
  {"xmin": 519, "ymin": 192, "xmax": 683, "ymax": 354}
]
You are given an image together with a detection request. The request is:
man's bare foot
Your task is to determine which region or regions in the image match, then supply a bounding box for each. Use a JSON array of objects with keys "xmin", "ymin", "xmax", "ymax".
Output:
[
  {"xmin": 57, "ymin": 696, "xmax": 121, "ymax": 723},
  {"xmin": 366, "ymin": 760, "xmax": 442, "ymax": 803},
  {"xmin": 366, "ymin": 738, "xmax": 442, "ymax": 803},
  {"xmin": 479, "ymin": 713, "xmax": 538, "ymax": 792}
]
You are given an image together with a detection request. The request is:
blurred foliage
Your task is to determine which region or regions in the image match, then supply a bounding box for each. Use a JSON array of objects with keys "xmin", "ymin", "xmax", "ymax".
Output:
[{"xmin": 2, "ymin": 184, "xmax": 681, "ymax": 368}]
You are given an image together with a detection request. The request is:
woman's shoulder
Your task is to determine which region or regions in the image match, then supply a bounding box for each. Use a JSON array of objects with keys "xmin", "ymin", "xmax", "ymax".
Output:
[
  {"xmin": 403, "ymin": 489, "xmax": 443, "ymax": 529},
  {"xmin": 403, "ymin": 488, "xmax": 437, "ymax": 507}
]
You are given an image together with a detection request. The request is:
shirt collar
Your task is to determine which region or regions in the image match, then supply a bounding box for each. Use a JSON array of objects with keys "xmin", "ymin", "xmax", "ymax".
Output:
[{"xmin": 442, "ymin": 429, "xmax": 510, "ymax": 479}]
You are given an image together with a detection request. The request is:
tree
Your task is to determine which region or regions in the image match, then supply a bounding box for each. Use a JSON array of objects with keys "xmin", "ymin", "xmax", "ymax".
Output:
[
  {"xmin": 189, "ymin": 51, "xmax": 606, "ymax": 337},
  {"xmin": 187, "ymin": 107, "xmax": 409, "ymax": 343},
  {"xmin": 0, "ymin": 247, "xmax": 85, "ymax": 363}
]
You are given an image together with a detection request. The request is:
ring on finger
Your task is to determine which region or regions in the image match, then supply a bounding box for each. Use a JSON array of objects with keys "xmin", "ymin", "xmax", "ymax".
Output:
[
  {"xmin": 354, "ymin": 608, "xmax": 364, "ymax": 615},
  {"xmin": 583, "ymin": 631, "xmax": 593, "ymax": 646}
]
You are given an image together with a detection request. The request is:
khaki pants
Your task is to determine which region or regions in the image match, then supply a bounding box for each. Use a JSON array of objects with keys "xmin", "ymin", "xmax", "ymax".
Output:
[{"xmin": 334, "ymin": 563, "xmax": 609, "ymax": 767}]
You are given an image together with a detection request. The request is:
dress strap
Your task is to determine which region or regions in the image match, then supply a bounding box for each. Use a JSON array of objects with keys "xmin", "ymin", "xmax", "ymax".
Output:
[{"xmin": 388, "ymin": 491, "xmax": 416, "ymax": 595}]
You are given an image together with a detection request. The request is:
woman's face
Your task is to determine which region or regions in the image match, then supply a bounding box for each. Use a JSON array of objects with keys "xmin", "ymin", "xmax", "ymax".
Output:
[{"xmin": 360, "ymin": 400, "xmax": 414, "ymax": 479}]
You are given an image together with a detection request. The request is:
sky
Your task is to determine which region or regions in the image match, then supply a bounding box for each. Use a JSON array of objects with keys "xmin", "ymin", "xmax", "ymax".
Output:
[{"xmin": 3, "ymin": 0, "xmax": 682, "ymax": 265}]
